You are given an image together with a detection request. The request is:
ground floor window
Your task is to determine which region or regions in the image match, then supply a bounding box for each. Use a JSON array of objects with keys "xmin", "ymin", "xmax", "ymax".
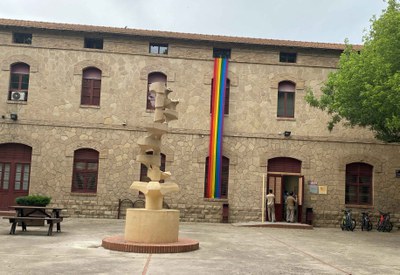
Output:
[
  {"xmin": 0, "ymin": 162, "xmax": 11, "ymax": 191},
  {"xmin": 71, "ymin": 148, "xmax": 99, "ymax": 193},
  {"xmin": 140, "ymin": 152, "xmax": 166, "ymax": 183},
  {"xmin": 204, "ymin": 156, "xmax": 229, "ymax": 199},
  {"xmin": 345, "ymin": 162, "xmax": 373, "ymax": 205}
]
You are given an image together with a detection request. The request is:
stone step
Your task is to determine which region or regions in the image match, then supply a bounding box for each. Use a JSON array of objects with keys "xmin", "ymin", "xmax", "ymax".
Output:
[{"xmin": 233, "ymin": 221, "xmax": 313, "ymax": 230}]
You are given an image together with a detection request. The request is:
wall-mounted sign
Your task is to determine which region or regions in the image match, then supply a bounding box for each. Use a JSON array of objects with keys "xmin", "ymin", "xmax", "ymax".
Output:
[
  {"xmin": 318, "ymin": 186, "xmax": 328, "ymax": 195},
  {"xmin": 309, "ymin": 185, "xmax": 318, "ymax": 194},
  {"xmin": 308, "ymin": 180, "xmax": 318, "ymax": 194}
]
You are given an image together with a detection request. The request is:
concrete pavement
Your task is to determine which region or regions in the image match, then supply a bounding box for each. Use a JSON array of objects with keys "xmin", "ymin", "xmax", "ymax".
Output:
[{"xmin": 0, "ymin": 218, "xmax": 399, "ymax": 275}]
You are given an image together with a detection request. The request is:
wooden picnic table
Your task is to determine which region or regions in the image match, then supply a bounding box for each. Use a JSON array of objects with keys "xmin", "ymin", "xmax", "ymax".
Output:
[{"xmin": 3, "ymin": 206, "xmax": 63, "ymax": 236}]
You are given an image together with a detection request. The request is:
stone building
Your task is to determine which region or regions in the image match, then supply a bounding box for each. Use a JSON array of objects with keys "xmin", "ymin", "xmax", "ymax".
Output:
[{"xmin": 0, "ymin": 18, "xmax": 399, "ymax": 227}]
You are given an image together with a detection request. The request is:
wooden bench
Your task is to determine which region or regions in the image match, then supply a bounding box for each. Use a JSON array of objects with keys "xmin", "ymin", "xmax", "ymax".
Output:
[{"xmin": 3, "ymin": 216, "xmax": 63, "ymax": 236}]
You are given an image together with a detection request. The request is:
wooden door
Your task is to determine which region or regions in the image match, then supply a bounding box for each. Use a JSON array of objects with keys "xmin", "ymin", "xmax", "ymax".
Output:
[
  {"xmin": 297, "ymin": 176, "xmax": 304, "ymax": 223},
  {"xmin": 267, "ymin": 175, "xmax": 283, "ymax": 222},
  {"xmin": 0, "ymin": 144, "xmax": 31, "ymax": 210}
]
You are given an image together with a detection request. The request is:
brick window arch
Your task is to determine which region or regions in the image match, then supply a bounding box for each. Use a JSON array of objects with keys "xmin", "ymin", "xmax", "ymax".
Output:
[
  {"xmin": 9, "ymin": 63, "xmax": 30, "ymax": 101},
  {"xmin": 71, "ymin": 148, "xmax": 99, "ymax": 193},
  {"xmin": 147, "ymin": 72, "xmax": 167, "ymax": 110},
  {"xmin": 345, "ymin": 162, "xmax": 373, "ymax": 205},
  {"xmin": 277, "ymin": 81, "xmax": 295, "ymax": 118},
  {"xmin": 81, "ymin": 67, "xmax": 101, "ymax": 106}
]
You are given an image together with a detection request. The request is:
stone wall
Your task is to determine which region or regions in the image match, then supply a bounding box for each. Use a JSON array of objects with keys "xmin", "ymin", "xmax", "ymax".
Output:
[
  {"xmin": 1, "ymin": 121, "xmax": 399, "ymax": 227},
  {"xmin": 0, "ymin": 25, "xmax": 399, "ymax": 228}
]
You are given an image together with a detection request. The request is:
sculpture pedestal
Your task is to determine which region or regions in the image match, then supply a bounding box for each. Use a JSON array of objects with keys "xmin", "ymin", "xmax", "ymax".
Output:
[
  {"xmin": 103, "ymin": 208, "xmax": 199, "ymax": 253},
  {"xmin": 124, "ymin": 209, "xmax": 179, "ymax": 243}
]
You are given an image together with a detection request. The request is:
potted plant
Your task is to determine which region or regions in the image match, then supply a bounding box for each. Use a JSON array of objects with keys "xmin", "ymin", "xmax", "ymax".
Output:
[
  {"xmin": 15, "ymin": 194, "xmax": 51, "ymax": 206},
  {"xmin": 15, "ymin": 195, "xmax": 52, "ymax": 226}
]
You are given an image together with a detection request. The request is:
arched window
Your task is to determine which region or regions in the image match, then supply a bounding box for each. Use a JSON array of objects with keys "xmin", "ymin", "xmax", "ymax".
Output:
[
  {"xmin": 204, "ymin": 156, "xmax": 229, "ymax": 198},
  {"xmin": 277, "ymin": 81, "xmax": 295, "ymax": 118},
  {"xmin": 71, "ymin": 148, "xmax": 99, "ymax": 193},
  {"xmin": 9, "ymin": 63, "xmax": 30, "ymax": 101},
  {"xmin": 210, "ymin": 78, "xmax": 230, "ymax": 115},
  {"xmin": 345, "ymin": 162, "xmax": 373, "ymax": 205},
  {"xmin": 81, "ymin": 67, "xmax": 101, "ymax": 106},
  {"xmin": 147, "ymin": 72, "xmax": 167, "ymax": 110}
]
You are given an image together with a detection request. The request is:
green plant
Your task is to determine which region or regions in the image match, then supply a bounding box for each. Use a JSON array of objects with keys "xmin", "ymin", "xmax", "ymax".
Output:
[
  {"xmin": 305, "ymin": 0, "xmax": 400, "ymax": 142},
  {"xmin": 15, "ymin": 195, "xmax": 51, "ymax": 206}
]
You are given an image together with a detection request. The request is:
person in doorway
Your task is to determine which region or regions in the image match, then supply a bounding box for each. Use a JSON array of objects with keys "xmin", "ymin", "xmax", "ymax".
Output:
[
  {"xmin": 266, "ymin": 189, "xmax": 275, "ymax": 222},
  {"xmin": 286, "ymin": 192, "xmax": 297, "ymax": 223},
  {"xmin": 283, "ymin": 190, "xmax": 288, "ymax": 221}
]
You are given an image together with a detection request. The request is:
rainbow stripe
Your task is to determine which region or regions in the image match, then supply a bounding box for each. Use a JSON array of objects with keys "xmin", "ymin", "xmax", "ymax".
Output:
[{"xmin": 207, "ymin": 57, "xmax": 228, "ymax": 198}]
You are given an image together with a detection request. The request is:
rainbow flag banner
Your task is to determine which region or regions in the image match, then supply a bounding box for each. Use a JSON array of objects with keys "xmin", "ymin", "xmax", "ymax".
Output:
[{"xmin": 206, "ymin": 57, "xmax": 228, "ymax": 198}]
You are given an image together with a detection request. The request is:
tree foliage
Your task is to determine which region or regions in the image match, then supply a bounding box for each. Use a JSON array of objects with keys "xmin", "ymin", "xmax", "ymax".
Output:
[{"xmin": 305, "ymin": 0, "xmax": 400, "ymax": 142}]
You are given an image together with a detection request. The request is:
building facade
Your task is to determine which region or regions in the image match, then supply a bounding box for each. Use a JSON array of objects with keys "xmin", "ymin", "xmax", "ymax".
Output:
[{"xmin": 0, "ymin": 19, "xmax": 399, "ymax": 227}]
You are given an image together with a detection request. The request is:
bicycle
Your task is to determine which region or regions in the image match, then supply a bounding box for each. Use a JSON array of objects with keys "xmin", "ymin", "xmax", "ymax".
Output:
[
  {"xmin": 377, "ymin": 210, "xmax": 393, "ymax": 232},
  {"xmin": 360, "ymin": 211, "xmax": 372, "ymax": 231},
  {"xmin": 340, "ymin": 209, "xmax": 356, "ymax": 231}
]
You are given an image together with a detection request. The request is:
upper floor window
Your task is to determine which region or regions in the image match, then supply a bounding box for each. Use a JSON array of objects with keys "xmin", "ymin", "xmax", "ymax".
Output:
[
  {"xmin": 8, "ymin": 63, "xmax": 30, "ymax": 102},
  {"xmin": 84, "ymin": 38, "xmax": 103, "ymax": 49},
  {"xmin": 279, "ymin": 52, "xmax": 297, "ymax": 63},
  {"xmin": 13, "ymin": 33, "xmax": 32, "ymax": 44},
  {"xmin": 277, "ymin": 81, "xmax": 295, "ymax": 118},
  {"xmin": 81, "ymin": 67, "xmax": 101, "ymax": 106},
  {"xmin": 213, "ymin": 48, "xmax": 231, "ymax": 59},
  {"xmin": 204, "ymin": 156, "xmax": 229, "ymax": 199},
  {"xmin": 345, "ymin": 162, "xmax": 373, "ymax": 205},
  {"xmin": 71, "ymin": 148, "xmax": 99, "ymax": 193},
  {"xmin": 149, "ymin": 43, "xmax": 168, "ymax": 54},
  {"xmin": 147, "ymin": 72, "xmax": 167, "ymax": 110},
  {"xmin": 210, "ymin": 78, "xmax": 230, "ymax": 115}
]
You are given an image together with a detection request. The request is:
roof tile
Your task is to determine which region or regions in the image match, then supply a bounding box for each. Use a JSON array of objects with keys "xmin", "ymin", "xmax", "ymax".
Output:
[{"xmin": 0, "ymin": 18, "xmax": 361, "ymax": 51}]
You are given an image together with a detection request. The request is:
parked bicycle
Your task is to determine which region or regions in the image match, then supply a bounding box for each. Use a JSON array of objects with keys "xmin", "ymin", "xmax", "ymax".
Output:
[
  {"xmin": 360, "ymin": 211, "xmax": 372, "ymax": 231},
  {"xmin": 377, "ymin": 210, "xmax": 393, "ymax": 232},
  {"xmin": 340, "ymin": 209, "xmax": 356, "ymax": 231}
]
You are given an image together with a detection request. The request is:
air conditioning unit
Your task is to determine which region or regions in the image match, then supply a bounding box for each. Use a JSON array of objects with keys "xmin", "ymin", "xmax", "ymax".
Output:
[{"xmin": 10, "ymin": 91, "xmax": 26, "ymax": 101}]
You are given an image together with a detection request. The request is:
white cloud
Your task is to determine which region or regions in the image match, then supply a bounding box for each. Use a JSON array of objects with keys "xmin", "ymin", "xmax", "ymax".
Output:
[{"xmin": 0, "ymin": 0, "xmax": 387, "ymax": 44}]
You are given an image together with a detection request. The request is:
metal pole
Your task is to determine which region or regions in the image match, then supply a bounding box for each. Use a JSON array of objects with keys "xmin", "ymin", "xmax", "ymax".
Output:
[{"xmin": 262, "ymin": 174, "xmax": 265, "ymax": 222}]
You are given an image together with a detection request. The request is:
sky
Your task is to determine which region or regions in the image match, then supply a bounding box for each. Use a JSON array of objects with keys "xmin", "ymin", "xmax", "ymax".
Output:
[{"xmin": 0, "ymin": 0, "xmax": 389, "ymax": 45}]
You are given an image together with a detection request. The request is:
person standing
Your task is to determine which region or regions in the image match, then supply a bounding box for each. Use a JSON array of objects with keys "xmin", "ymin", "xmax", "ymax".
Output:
[
  {"xmin": 283, "ymin": 190, "xmax": 288, "ymax": 221},
  {"xmin": 266, "ymin": 189, "xmax": 276, "ymax": 222},
  {"xmin": 286, "ymin": 192, "xmax": 297, "ymax": 223}
]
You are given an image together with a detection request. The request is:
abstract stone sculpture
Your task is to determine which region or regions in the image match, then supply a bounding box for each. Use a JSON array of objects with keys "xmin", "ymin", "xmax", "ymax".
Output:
[
  {"xmin": 103, "ymin": 82, "xmax": 199, "ymax": 252},
  {"xmin": 130, "ymin": 82, "xmax": 180, "ymax": 210}
]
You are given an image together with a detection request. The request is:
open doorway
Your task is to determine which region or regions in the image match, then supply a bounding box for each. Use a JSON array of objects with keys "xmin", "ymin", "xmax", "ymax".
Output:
[
  {"xmin": 282, "ymin": 175, "xmax": 299, "ymax": 222},
  {"xmin": 266, "ymin": 157, "xmax": 303, "ymax": 223},
  {"xmin": 267, "ymin": 174, "xmax": 303, "ymax": 223}
]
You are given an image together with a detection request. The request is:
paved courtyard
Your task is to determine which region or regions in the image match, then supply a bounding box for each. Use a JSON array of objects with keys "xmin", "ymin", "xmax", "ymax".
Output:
[{"xmin": 0, "ymin": 218, "xmax": 399, "ymax": 275}]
